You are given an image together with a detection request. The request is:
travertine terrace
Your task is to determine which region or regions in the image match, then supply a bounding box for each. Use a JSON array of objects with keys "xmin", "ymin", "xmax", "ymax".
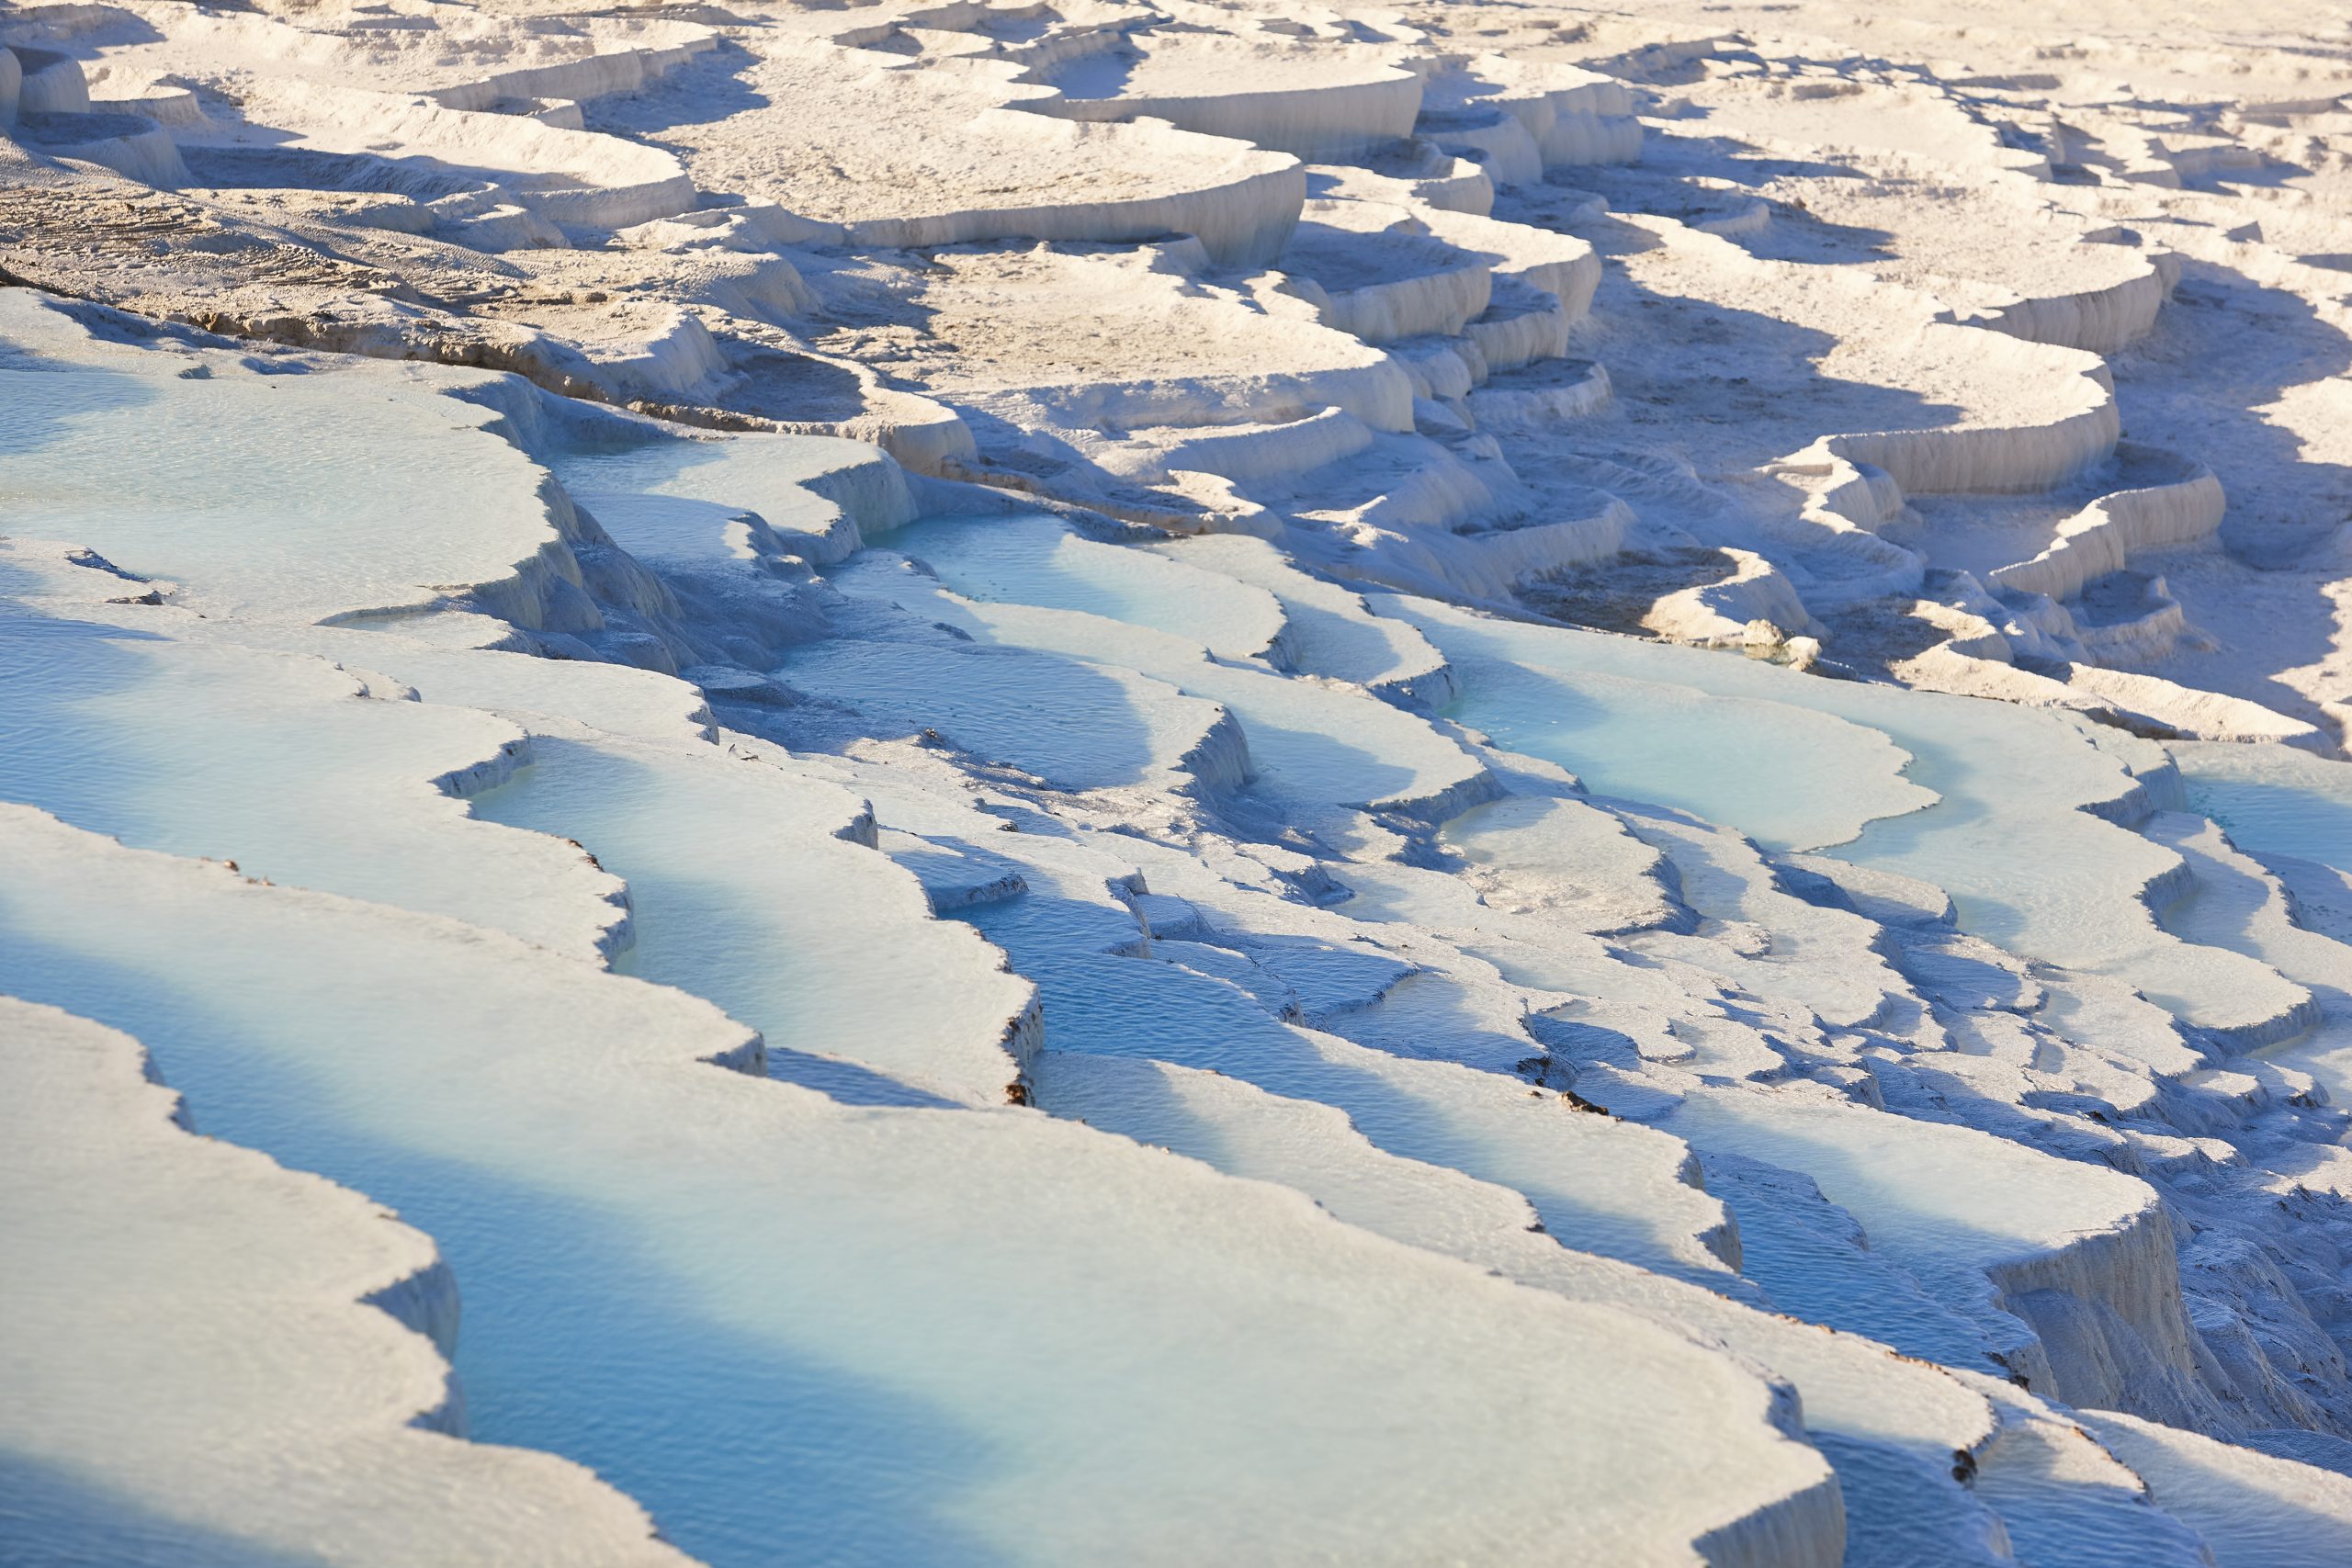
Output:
[{"xmin": 10, "ymin": 0, "xmax": 2352, "ymax": 1562}]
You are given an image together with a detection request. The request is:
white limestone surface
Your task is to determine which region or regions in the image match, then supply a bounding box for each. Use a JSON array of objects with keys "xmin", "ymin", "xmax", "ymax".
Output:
[
  {"xmin": 17, "ymin": 3, "xmax": 2352, "ymax": 1562},
  {"xmin": 0, "ymin": 804, "xmax": 1842, "ymax": 1568},
  {"xmin": 0, "ymin": 997, "xmax": 694, "ymax": 1568}
]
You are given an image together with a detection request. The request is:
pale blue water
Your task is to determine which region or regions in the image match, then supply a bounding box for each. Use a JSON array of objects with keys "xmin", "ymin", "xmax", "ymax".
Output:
[
  {"xmin": 785, "ymin": 628, "xmax": 1216, "ymax": 790},
  {"xmin": 0, "ymin": 872, "xmax": 1023, "ymax": 1568},
  {"xmin": 820, "ymin": 539, "xmax": 1479, "ymax": 811},
  {"xmin": 0, "ymin": 339, "xmax": 552, "ymax": 624},
  {"xmin": 468, "ymin": 734, "xmax": 985, "ymax": 1107},
  {"xmin": 884, "ymin": 513, "xmax": 1285, "ymax": 661},
  {"xmin": 971, "ymin": 879, "xmax": 2009, "ymax": 1372},
  {"xmin": 0, "ymin": 337, "xmax": 1008, "ymax": 1561},
  {"xmin": 1440, "ymin": 650, "xmax": 1921, "ymax": 852},
  {"xmin": 0, "ymin": 600, "xmax": 589, "ymax": 950},
  {"xmin": 4, "ymin": 313, "xmax": 1668, "ymax": 1567},
  {"xmin": 4, "ymin": 288, "xmax": 2242, "ymax": 1568},
  {"xmin": 0, "ymin": 573, "xmax": 1014, "ymax": 1568},
  {"xmin": 967, "ymin": 895, "xmax": 1734, "ymax": 1288},
  {"xmin": 2174, "ymin": 742, "xmax": 2352, "ymax": 878},
  {"xmin": 1374, "ymin": 596, "xmax": 2194, "ymax": 987},
  {"xmin": 552, "ymin": 427, "xmax": 893, "ymax": 567}
]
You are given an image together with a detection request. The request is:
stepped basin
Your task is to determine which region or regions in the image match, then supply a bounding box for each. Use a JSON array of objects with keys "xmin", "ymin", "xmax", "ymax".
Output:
[
  {"xmin": 819, "ymin": 521, "xmax": 2284, "ymax": 1052},
  {"xmin": 0, "ymin": 994, "xmax": 696, "ymax": 1568},
  {"xmin": 0, "ymin": 297, "xmax": 567, "ymax": 627},
  {"xmin": 1018, "ymin": 1043, "xmax": 2036, "ymax": 1561},
  {"xmin": 0, "ymin": 726, "xmax": 1828, "ymax": 1568},
  {"xmin": 468, "ymin": 729, "xmax": 1031, "ymax": 1105},
  {"xmin": 1023, "ymin": 34, "xmax": 1422, "ymax": 159},
  {"xmin": 2175, "ymin": 741, "xmax": 2352, "ymax": 878},
  {"xmin": 1150, "ymin": 531, "xmax": 1455, "ymax": 702},
  {"xmin": 648, "ymin": 48, "xmax": 1307, "ymax": 264},
  {"xmin": 1661, "ymin": 1086, "xmax": 2183, "ymax": 1406},
  {"xmin": 783, "ymin": 613, "xmax": 1243, "ymax": 794},
  {"xmin": 1276, "ymin": 217, "xmax": 1492, "ymax": 343},
  {"xmin": 821, "ymin": 547, "xmax": 1486, "ymax": 818},
  {"xmin": 0, "ymin": 604, "xmax": 625, "ymax": 959},
  {"xmin": 1381, "ymin": 596, "xmax": 2294, "ymax": 1034},
  {"xmin": 882, "ymin": 513, "xmax": 1286, "ymax": 662},
  {"xmin": 1911, "ymin": 443, "xmax": 2216, "ymax": 594},
  {"xmin": 551, "ymin": 422, "xmax": 916, "ymax": 570},
  {"xmin": 2082, "ymin": 1410, "xmax": 2352, "ymax": 1567},
  {"xmin": 0, "ymin": 299, "xmax": 1838, "ymax": 1565},
  {"xmin": 962, "ymin": 875, "xmax": 1744, "ymax": 1288},
  {"xmin": 1435, "ymin": 634, "xmax": 1929, "ymax": 852},
  {"xmin": 2168, "ymin": 742, "xmax": 2352, "ymax": 1104}
]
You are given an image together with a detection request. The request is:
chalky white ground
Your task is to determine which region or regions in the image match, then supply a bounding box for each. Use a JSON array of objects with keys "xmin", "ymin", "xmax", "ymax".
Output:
[{"xmin": 8, "ymin": 0, "xmax": 2352, "ymax": 1563}]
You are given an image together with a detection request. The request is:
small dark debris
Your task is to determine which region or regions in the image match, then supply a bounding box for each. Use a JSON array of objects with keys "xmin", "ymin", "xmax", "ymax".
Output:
[{"xmin": 64, "ymin": 547, "xmax": 143, "ymax": 581}]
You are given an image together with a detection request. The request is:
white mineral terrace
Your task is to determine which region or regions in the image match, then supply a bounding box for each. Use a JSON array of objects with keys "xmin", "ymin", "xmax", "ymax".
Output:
[{"xmin": 8, "ymin": 0, "xmax": 2352, "ymax": 1562}]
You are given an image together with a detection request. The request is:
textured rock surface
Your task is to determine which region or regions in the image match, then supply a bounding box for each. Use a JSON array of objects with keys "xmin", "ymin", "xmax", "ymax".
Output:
[{"xmin": 10, "ymin": 1, "xmax": 2352, "ymax": 1562}]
